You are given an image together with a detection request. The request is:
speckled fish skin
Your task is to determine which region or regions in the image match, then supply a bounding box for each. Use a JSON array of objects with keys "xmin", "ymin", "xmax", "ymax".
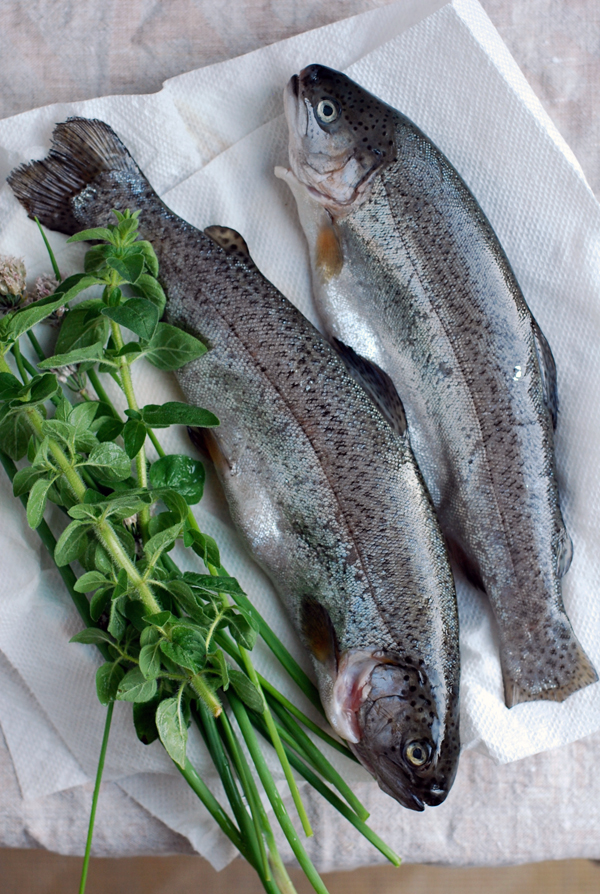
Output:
[
  {"xmin": 281, "ymin": 64, "xmax": 598, "ymax": 707},
  {"xmin": 8, "ymin": 118, "xmax": 461, "ymax": 810}
]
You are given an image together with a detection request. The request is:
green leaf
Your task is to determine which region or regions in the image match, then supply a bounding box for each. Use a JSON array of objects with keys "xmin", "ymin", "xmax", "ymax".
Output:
[
  {"xmin": 54, "ymin": 300, "xmax": 110, "ymax": 354},
  {"xmin": 159, "ymin": 490, "xmax": 189, "ymax": 522},
  {"xmin": 67, "ymin": 227, "xmax": 117, "ymax": 244},
  {"xmin": 83, "ymin": 244, "xmax": 112, "ymax": 275},
  {"xmin": 182, "ymin": 573, "xmax": 245, "ymax": 596},
  {"xmin": 73, "ymin": 570, "xmax": 110, "ymax": 593},
  {"xmin": 133, "ymin": 697, "xmax": 161, "ymax": 745},
  {"xmin": 136, "ymin": 241, "xmax": 159, "ymax": 278},
  {"xmin": 13, "ymin": 465, "xmax": 45, "ymax": 497},
  {"xmin": 188, "ymin": 531, "xmax": 220, "ymax": 568},
  {"xmin": 149, "ymin": 454, "xmax": 205, "ymax": 505},
  {"xmin": 70, "ymin": 627, "xmax": 116, "ymax": 646},
  {"xmin": 38, "ymin": 343, "xmax": 105, "ymax": 370},
  {"xmin": 144, "ymin": 522, "xmax": 183, "ymax": 564},
  {"xmin": 228, "ymin": 669, "xmax": 264, "ymax": 714},
  {"xmin": 28, "ymin": 373, "xmax": 59, "ymax": 405},
  {"xmin": 26, "ymin": 476, "xmax": 54, "ymax": 529},
  {"xmin": 143, "ymin": 611, "xmax": 173, "ymax": 629},
  {"xmin": 71, "ymin": 400, "xmax": 100, "ymax": 431},
  {"xmin": 102, "ymin": 298, "xmax": 159, "ymax": 340},
  {"xmin": 130, "ymin": 273, "xmax": 165, "ymax": 314},
  {"xmin": 41, "ymin": 419, "xmax": 73, "ymax": 445},
  {"xmin": 139, "ymin": 641, "xmax": 163, "ymax": 679},
  {"xmin": 96, "ymin": 661, "xmax": 125, "ymax": 705},
  {"xmin": 68, "ymin": 503, "xmax": 103, "ymax": 521},
  {"xmin": 117, "ymin": 667, "xmax": 158, "ymax": 703},
  {"xmin": 208, "ymin": 649, "xmax": 229, "ymax": 690},
  {"xmin": 156, "ymin": 696, "xmax": 188, "ymax": 767},
  {"xmin": 122, "ymin": 419, "xmax": 147, "ymax": 459},
  {"xmin": 107, "ymin": 254, "xmax": 144, "ymax": 284},
  {"xmin": 124, "ymin": 600, "xmax": 149, "ymax": 632},
  {"xmin": 228, "ymin": 612, "xmax": 258, "ymax": 651},
  {"xmin": 90, "ymin": 586, "xmax": 112, "ymax": 621},
  {"xmin": 54, "ymin": 520, "xmax": 90, "ymax": 566},
  {"xmin": 102, "ymin": 492, "xmax": 153, "ymax": 520},
  {"xmin": 141, "ymin": 401, "xmax": 219, "ymax": 429},
  {"xmin": 140, "ymin": 626, "xmax": 160, "ymax": 647},
  {"xmin": 160, "ymin": 626, "xmax": 205, "ymax": 673},
  {"xmin": 144, "ymin": 324, "xmax": 207, "ymax": 371},
  {"xmin": 95, "ymin": 416, "xmax": 125, "ymax": 442},
  {"xmin": 0, "ymin": 372, "xmax": 23, "ymax": 400},
  {"xmin": 108, "ymin": 596, "xmax": 127, "ymax": 641},
  {"xmin": 85, "ymin": 442, "xmax": 131, "ymax": 481}
]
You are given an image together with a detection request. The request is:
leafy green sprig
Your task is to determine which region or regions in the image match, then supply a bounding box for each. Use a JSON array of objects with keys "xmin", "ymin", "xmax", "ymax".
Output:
[{"xmin": 0, "ymin": 213, "xmax": 400, "ymax": 893}]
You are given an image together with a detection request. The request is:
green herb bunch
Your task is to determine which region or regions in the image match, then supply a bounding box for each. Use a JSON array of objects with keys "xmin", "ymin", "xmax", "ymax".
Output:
[{"xmin": 0, "ymin": 212, "xmax": 399, "ymax": 894}]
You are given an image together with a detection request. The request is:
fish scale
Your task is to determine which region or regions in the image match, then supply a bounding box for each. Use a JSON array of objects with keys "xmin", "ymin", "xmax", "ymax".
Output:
[
  {"xmin": 281, "ymin": 63, "xmax": 597, "ymax": 707},
  {"xmin": 8, "ymin": 116, "xmax": 460, "ymax": 810}
]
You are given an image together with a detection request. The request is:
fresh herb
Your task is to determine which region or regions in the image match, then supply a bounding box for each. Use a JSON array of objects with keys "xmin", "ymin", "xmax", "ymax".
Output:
[{"xmin": 0, "ymin": 213, "xmax": 400, "ymax": 893}]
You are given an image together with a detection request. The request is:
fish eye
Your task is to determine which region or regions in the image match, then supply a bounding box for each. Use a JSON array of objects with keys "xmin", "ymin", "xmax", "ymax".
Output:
[
  {"xmin": 404, "ymin": 740, "xmax": 431, "ymax": 768},
  {"xmin": 315, "ymin": 99, "xmax": 340, "ymax": 125}
]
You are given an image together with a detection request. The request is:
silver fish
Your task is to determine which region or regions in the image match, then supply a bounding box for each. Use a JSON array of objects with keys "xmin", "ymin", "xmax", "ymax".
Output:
[
  {"xmin": 8, "ymin": 118, "xmax": 460, "ymax": 809},
  {"xmin": 279, "ymin": 64, "xmax": 597, "ymax": 707}
]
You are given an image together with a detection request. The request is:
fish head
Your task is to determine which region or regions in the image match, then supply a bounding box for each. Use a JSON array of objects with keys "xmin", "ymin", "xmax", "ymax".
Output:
[
  {"xmin": 349, "ymin": 659, "xmax": 460, "ymax": 811},
  {"xmin": 284, "ymin": 64, "xmax": 396, "ymax": 215},
  {"xmin": 300, "ymin": 601, "xmax": 459, "ymax": 811}
]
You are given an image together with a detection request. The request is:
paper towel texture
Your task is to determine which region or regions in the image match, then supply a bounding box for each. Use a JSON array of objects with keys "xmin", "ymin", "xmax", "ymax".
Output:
[{"xmin": 0, "ymin": 0, "xmax": 599, "ymax": 867}]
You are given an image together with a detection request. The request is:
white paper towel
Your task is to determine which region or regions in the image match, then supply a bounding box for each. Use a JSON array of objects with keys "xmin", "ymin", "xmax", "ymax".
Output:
[{"xmin": 0, "ymin": 0, "xmax": 599, "ymax": 867}]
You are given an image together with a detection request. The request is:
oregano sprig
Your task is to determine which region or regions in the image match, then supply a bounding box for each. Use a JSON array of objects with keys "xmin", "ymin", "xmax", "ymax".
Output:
[{"xmin": 0, "ymin": 213, "xmax": 400, "ymax": 894}]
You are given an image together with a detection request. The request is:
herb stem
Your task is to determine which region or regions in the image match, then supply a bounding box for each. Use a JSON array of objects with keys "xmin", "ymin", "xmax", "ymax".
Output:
[
  {"xmin": 27, "ymin": 329, "xmax": 46, "ymax": 363},
  {"xmin": 108, "ymin": 319, "xmax": 150, "ymax": 540},
  {"xmin": 87, "ymin": 367, "xmax": 114, "ymax": 408},
  {"xmin": 11, "ymin": 341, "xmax": 28, "ymax": 383},
  {"xmin": 78, "ymin": 701, "xmax": 114, "ymax": 894},
  {"xmin": 190, "ymin": 672, "xmax": 222, "ymax": 717}
]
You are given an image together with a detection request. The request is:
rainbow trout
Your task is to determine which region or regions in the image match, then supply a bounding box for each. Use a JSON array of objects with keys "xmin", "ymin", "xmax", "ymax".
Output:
[
  {"xmin": 278, "ymin": 64, "xmax": 597, "ymax": 707},
  {"xmin": 8, "ymin": 118, "xmax": 460, "ymax": 809}
]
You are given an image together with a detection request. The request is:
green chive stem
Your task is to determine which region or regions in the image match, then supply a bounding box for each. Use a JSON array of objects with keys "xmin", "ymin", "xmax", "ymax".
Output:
[
  {"xmin": 270, "ymin": 699, "xmax": 369, "ymax": 821},
  {"xmin": 238, "ymin": 644, "xmax": 313, "ymax": 838},
  {"xmin": 78, "ymin": 701, "xmax": 114, "ymax": 894},
  {"xmin": 252, "ymin": 713, "xmax": 401, "ymax": 868},
  {"xmin": 229, "ymin": 692, "xmax": 329, "ymax": 894},
  {"xmin": 176, "ymin": 758, "xmax": 246, "ymax": 858}
]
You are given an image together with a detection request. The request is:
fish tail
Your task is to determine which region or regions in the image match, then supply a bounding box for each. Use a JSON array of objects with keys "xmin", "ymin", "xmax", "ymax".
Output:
[
  {"xmin": 7, "ymin": 118, "xmax": 146, "ymax": 235},
  {"xmin": 501, "ymin": 617, "xmax": 597, "ymax": 707}
]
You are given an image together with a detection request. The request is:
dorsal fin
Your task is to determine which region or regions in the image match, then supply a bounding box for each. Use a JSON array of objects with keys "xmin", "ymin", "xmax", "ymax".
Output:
[
  {"xmin": 331, "ymin": 337, "xmax": 407, "ymax": 436},
  {"xmin": 204, "ymin": 225, "xmax": 256, "ymax": 268},
  {"xmin": 532, "ymin": 318, "xmax": 558, "ymax": 428}
]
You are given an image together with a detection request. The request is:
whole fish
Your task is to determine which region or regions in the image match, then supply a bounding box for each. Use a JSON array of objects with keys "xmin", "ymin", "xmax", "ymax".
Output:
[
  {"xmin": 279, "ymin": 64, "xmax": 597, "ymax": 707},
  {"xmin": 8, "ymin": 118, "xmax": 460, "ymax": 810}
]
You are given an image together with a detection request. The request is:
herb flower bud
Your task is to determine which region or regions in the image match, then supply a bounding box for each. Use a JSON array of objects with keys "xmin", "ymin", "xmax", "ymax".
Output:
[
  {"xmin": 34, "ymin": 273, "xmax": 59, "ymax": 300},
  {"xmin": 0, "ymin": 255, "xmax": 26, "ymax": 308}
]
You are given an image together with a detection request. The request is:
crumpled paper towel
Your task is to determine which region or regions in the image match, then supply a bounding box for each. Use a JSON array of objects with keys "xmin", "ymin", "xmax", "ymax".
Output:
[{"xmin": 1, "ymin": 0, "xmax": 599, "ymax": 867}]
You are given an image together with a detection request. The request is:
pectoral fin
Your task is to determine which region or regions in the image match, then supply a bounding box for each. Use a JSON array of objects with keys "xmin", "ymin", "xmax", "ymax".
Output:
[
  {"xmin": 204, "ymin": 225, "xmax": 257, "ymax": 269},
  {"xmin": 331, "ymin": 338, "xmax": 407, "ymax": 436},
  {"xmin": 532, "ymin": 318, "xmax": 558, "ymax": 428}
]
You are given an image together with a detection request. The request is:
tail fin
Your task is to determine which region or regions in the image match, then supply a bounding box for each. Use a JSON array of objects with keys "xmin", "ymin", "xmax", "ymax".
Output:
[
  {"xmin": 501, "ymin": 620, "xmax": 598, "ymax": 707},
  {"xmin": 7, "ymin": 118, "xmax": 141, "ymax": 235}
]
